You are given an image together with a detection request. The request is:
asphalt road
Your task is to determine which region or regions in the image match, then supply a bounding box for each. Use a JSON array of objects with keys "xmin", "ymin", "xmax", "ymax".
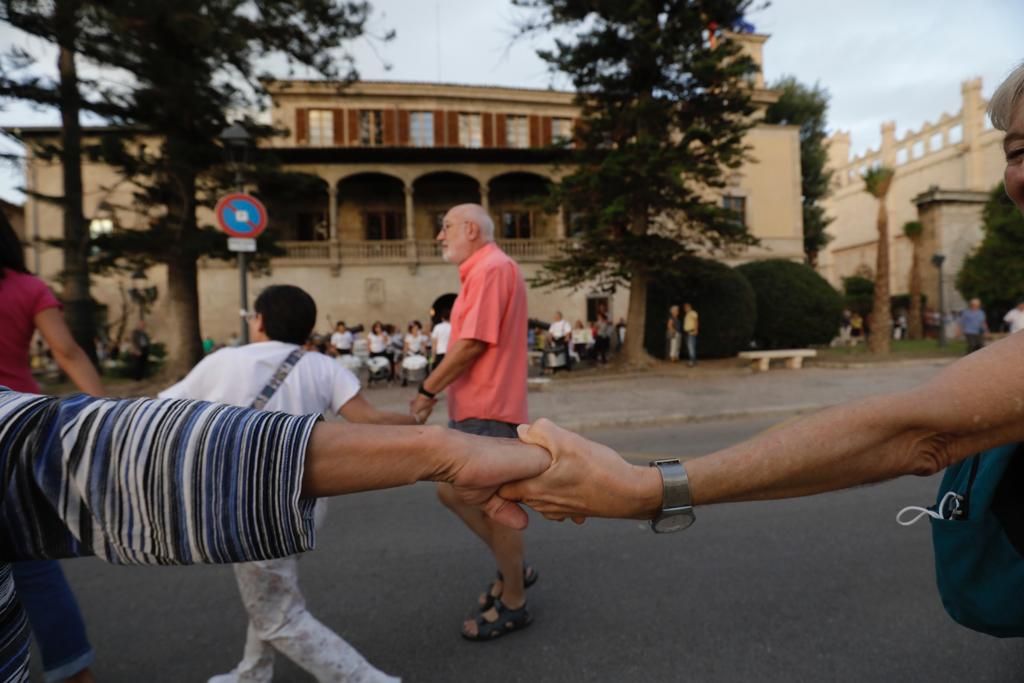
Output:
[{"xmin": 50, "ymin": 416, "xmax": 1024, "ymax": 682}]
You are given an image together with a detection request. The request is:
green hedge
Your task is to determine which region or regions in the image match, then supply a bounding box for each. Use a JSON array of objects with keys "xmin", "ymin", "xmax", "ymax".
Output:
[
  {"xmin": 645, "ymin": 256, "xmax": 757, "ymax": 359},
  {"xmin": 737, "ymin": 259, "xmax": 843, "ymax": 349}
]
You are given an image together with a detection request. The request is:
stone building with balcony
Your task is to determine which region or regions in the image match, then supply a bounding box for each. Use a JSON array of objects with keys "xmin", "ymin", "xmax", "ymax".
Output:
[{"xmin": 15, "ymin": 31, "xmax": 804, "ymax": 345}]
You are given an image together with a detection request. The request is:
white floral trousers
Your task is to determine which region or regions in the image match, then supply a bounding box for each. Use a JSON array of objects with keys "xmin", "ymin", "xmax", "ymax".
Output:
[{"xmin": 218, "ymin": 503, "xmax": 400, "ymax": 683}]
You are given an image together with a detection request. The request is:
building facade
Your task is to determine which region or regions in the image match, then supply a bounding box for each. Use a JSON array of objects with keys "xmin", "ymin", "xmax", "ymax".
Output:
[
  {"xmin": 17, "ymin": 32, "xmax": 804, "ymax": 346},
  {"xmin": 820, "ymin": 78, "xmax": 1005, "ymax": 311}
]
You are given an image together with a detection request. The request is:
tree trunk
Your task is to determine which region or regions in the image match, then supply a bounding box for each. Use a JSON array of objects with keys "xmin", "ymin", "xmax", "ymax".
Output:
[
  {"xmin": 869, "ymin": 197, "xmax": 892, "ymax": 353},
  {"xmin": 164, "ymin": 252, "xmax": 204, "ymax": 378},
  {"xmin": 55, "ymin": 0, "xmax": 96, "ymax": 363},
  {"xmin": 621, "ymin": 270, "xmax": 650, "ymax": 366},
  {"xmin": 907, "ymin": 237, "xmax": 923, "ymax": 340},
  {"xmin": 161, "ymin": 167, "xmax": 204, "ymax": 378},
  {"xmin": 620, "ymin": 201, "xmax": 653, "ymax": 367}
]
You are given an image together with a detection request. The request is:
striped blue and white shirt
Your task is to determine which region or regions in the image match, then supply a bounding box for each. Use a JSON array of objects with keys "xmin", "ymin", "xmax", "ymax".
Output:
[{"xmin": 0, "ymin": 389, "xmax": 320, "ymax": 682}]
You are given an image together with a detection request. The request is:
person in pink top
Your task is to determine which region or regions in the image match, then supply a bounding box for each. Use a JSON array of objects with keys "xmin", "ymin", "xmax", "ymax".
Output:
[
  {"xmin": 0, "ymin": 212, "xmax": 104, "ymax": 683},
  {"xmin": 410, "ymin": 203, "xmax": 534, "ymax": 641}
]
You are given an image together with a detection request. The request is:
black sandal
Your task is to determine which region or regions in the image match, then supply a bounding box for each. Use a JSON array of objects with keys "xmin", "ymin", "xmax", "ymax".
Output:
[
  {"xmin": 462, "ymin": 599, "xmax": 532, "ymax": 641},
  {"xmin": 478, "ymin": 565, "xmax": 539, "ymax": 611}
]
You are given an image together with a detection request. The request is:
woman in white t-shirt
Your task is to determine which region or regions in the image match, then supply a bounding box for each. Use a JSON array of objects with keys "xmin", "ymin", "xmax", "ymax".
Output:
[
  {"xmin": 367, "ymin": 321, "xmax": 390, "ymax": 362},
  {"xmin": 367, "ymin": 321, "xmax": 388, "ymax": 353},
  {"xmin": 571, "ymin": 319, "xmax": 594, "ymax": 363},
  {"xmin": 404, "ymin": 320, "xmax": 429, "ymax": 356}
]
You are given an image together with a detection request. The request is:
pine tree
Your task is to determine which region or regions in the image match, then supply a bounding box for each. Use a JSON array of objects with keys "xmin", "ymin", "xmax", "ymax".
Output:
[
  {"xmin": 74, "ymin": 1, "xmax": 376, "ymax": 374},
  {"xmin": 515, "ymin": 0, "xmax": 759, "ymax": 365}
]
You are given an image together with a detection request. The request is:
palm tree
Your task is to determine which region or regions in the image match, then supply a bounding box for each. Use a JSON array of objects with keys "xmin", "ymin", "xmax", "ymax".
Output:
[
  {"xmin": 902, "ymin": 220, "xmax": 924, "ymax": 340},
  {"xmin": 863, "ymin": 166, "xmax": 895, "ymax": 354}
]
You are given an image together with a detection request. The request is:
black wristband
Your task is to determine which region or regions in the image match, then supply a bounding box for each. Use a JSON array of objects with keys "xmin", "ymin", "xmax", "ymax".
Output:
[{"xmin": 418, "ymin": 384, "xmax": 436, "ymax": 399}]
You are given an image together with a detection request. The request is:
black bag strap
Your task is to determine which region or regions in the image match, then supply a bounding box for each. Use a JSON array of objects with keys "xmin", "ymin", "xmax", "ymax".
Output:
[{"xmin": 250, "ymin": 348, "xmax": 305, "ymax": 410}]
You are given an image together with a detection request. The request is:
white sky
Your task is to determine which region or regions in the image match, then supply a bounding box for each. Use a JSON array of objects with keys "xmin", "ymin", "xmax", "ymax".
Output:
[{"xmin": 1, "ymin": 0, "xmax": 1022, "ymax": 203}]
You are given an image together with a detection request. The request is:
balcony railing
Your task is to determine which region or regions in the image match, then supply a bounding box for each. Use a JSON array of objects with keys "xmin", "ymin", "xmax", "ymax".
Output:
[{"xmin": 277, "ymin": 238, "xmax": 566, "ymax": 265}]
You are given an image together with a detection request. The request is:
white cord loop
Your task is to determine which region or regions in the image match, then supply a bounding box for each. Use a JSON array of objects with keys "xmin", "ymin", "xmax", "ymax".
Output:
[{"xmin": 897, "ymin": 491, "xmax": 964, "ymax": 526}]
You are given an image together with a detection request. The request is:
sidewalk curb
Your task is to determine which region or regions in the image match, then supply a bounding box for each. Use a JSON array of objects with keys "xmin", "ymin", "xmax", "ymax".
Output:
[
  {"xmin": 808, "ymin": 357, "xmax": 956, "ymax": 370},
  {"xmin": 559, "ymin": 401, "xmax": 834, "ymax": 433}
]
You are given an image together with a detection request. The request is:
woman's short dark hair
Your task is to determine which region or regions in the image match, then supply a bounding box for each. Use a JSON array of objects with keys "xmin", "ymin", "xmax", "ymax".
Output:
[
  {"xmin": 0, "ymin": 210, "xmax": 28, "ymax": 280},
  {"xmin": 253, "ymin": 285, "xmax": 317, "ymax": 345}
]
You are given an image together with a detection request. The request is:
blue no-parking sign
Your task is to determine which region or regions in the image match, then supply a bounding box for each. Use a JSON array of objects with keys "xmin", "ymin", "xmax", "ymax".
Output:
[{"xmin": 214, "ymin": 193, "xmax": 268, "ymax": 239}]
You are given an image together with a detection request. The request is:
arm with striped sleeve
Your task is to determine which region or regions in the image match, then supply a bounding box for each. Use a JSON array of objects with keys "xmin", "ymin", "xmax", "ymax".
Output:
[{"xmin": 0, "ymin": 389, "xmax": 551, "ymax": 565}]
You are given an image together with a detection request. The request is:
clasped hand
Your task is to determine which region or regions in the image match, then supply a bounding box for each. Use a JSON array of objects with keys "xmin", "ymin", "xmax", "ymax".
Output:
[{"xmin": 453, "ymin": 418, "xmax": 663, "ymax": 529}]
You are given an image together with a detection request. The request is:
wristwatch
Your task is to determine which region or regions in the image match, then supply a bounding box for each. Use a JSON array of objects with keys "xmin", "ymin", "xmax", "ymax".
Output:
[
  {"xmin": 418, "ymin": 384, "xmax": 436, "ymax": 400},
  {"xmin": 648, "ymin": 459, "xmax": 696, "ymax": 533}
]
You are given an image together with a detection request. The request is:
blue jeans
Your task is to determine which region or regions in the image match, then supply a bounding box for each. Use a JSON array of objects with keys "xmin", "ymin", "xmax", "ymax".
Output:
[
  {"xmin": 12, "ymin": 560, "xmax": 94, "ymax": 682},
  {"xmin": 685, "ymin": 334, "xmax": 697, "ymax": 363}
]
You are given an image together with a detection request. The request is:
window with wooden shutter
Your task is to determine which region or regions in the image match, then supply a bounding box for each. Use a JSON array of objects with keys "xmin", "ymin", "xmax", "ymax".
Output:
[
  {"xmin": 528, "ymin": 115, "xmax": 541, "ymax": 147},
  {"xmin": 458, "ymin": 113, "xmax": 482, "ymax": 148},
  {"xmin": 308, "ymin": 110, "xmax": 333, "ymax": 145},
  {"xmin": 295, "ymin": 108, "xmax": 308, "ymax": 144},
  {"xmin": 446, "ymin": 111, "xmax": 459, "ymax": 147},
  {"xmin": 495, "ymin": 114, "xmax": 507, "ymax": 149},
  {"xmin": 482, "ymin": 113, "xmax": 494, "ymax": 147},
  {"xmin": 541, "ymin": 116, "xmax": 553, "ymax": 146},
  {"xmin": 410, "ymin": 112, "xmax": 434, "ymax": 147},
  {"xmin": 358, "ymin": 110, "xmax": 383, "ymax": 146},
  {"xmin": 434, "ymin": 109, "xmax": 445, "ymax": 146},
  {"xmin": 506, "ymin": 115, "xmax": 529, "ymax": 148},
  {"xmin": 552, "ymin": 117, "xmax": 573, "ymax": 144},
  {"xmin": 383, "ymin": 109, "xmax": 396, "ymax": 146},
  {"xmin": 333, "ymin": 110, "xmax": 345, "ymax": 146},
  {"xmin": 347, "ymin": 110, "xmax": 359, "ymax": 146},
  {"xmin": 398, "ymin": 110, "xmax": 411, "ymax": 146}
]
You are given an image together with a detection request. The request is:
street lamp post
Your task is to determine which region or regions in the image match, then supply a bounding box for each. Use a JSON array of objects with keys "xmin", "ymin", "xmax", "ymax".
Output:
[
  {"xmin": 219, "ymin": 123, "xmax": 252, "ymax": 344},
  {"xmin": 932, "ymin": 253, "xmax": 947, "ymax": 347}
]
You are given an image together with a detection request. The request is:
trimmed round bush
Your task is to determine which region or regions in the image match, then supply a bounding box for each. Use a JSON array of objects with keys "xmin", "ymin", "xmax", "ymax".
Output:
[
  {"xmin": 736, "ymin": 259, "xmax": 843, "ymax": 349},
  {"xmin": 644, "ymin": 256, "xmax": 757, "ymax": 359}
]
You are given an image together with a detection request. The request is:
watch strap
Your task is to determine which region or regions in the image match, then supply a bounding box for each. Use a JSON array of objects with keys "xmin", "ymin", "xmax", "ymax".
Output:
[
  {"xmin": 650, "ymin": 459, "xmax": 692, "ymax": 510},
  {"xmin": 418, "ymin": 384, "xmax": 436, "ymax": 400}
]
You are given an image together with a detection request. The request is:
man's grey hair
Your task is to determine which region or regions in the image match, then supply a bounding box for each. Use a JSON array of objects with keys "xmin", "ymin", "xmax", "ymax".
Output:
[
  {"xmin": 463, "ymin": 204, "xmax": 495, "ymax": 241},
  {"xmin": 988, "ymin": 62, "xmax": 1024, "ymax": 131}
]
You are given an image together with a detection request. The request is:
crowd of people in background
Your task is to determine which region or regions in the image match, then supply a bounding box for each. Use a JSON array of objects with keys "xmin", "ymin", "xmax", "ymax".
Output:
[{"xmin": 833, "ymin": 297, "xmax": 1024, "ymax": 354}]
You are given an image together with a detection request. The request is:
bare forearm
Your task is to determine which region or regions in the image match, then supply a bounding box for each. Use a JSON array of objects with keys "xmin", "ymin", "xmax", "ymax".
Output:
[
  {"xmin": 688, "ymin": 390, "xmax": 1024, "ymax": 508},
  {"xmin": 684, "ymin": 393, "xmax": 925, "ymax": 506},
  {"xmin": 302, "ymin": 423, "xmax": 449, "ymax": 496},
  {"xmin": 422, "ymin": 339, "xmax": 485, "ymax": 393},
  {"xmin": 55, "ymin": 346, "xmax": 105, "ymax": 396}
]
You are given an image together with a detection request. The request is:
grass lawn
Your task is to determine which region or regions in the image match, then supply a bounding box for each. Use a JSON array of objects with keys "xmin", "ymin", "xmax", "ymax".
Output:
[{"xmin": 813, "ymin": 337, "xmax": 968, "ymax": 362}]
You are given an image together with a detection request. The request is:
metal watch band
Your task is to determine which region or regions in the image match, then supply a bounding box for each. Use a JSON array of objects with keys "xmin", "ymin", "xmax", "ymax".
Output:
[{"xmin": 650, "ymin": 459, "xmax": 692, "ymax": 510}]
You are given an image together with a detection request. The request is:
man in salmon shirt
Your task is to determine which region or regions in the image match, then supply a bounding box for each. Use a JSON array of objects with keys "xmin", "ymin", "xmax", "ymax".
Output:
[{"xmin": 410, "ymin": 203, "xmax": 534, "ymax": 641}]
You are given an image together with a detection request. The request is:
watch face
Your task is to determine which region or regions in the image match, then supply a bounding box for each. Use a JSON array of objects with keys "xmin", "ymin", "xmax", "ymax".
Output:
[{"xmin": 653, "ymin": 509, "xmax": 695, "ymax": 533}]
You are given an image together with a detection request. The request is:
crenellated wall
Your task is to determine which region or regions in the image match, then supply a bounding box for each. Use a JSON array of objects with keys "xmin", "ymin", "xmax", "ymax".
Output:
[{"xmin": 820, "ymin": 78, "xmax": 1005, "ymax": 310}]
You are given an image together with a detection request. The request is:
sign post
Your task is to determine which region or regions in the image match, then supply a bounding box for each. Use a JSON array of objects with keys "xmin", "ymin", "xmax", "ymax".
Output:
[{"xmin": 215, "ymin": 193, "xmax": 268, "ymax": 344}]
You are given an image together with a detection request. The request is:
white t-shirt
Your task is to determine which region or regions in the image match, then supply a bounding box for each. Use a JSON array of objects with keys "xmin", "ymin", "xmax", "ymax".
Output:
[
  {"xmin": 549, "ymin": 319, "xmax": 572, "ymax": 341},
  {"xmin": 368, "ymin": 333, "xmax": 388, "ymax": 353},
  {"xmin": 1005, "ymin": 308, "xmax": 1024, "ymax": 334},
  {"xmin": 406, "ymin": 332, "xmax": 429, "ymax": 355},
  {"xmin": 331, "ymin": 330, "xmax": 353, "ymax": 351},
  {"xmin": 159, "ymin": 340, "xmax": 360, "ymax": 417},
  {"xmin": 431, "ymin": 321, "xmax": 452, "ymax": 355}
]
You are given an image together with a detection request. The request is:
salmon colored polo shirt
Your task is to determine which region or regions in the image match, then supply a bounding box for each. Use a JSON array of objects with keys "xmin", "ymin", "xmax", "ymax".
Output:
[{"xmin": 447, "ymin": 242, "xmax": 529, "ymax": 425}]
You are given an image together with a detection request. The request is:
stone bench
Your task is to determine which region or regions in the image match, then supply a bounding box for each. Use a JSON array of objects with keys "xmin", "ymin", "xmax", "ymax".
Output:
[{"xmin": 737, "ymin": 349, "xmax": 817, "ymax": 372}]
